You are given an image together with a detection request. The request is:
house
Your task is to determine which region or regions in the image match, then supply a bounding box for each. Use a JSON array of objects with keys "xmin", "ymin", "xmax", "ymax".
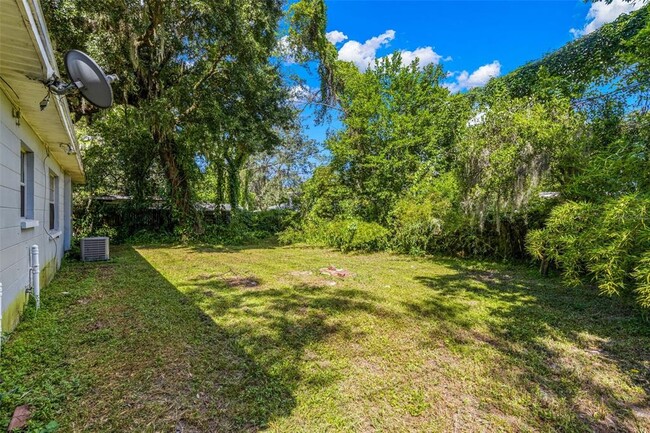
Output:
[{"xmin": 0, "ymin": 0, "xmax": 83, "ymax": 334}]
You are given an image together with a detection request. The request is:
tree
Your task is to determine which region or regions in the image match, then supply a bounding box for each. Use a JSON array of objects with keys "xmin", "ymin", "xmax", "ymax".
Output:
[
  {"xmin": 245, "ymin": 126, "xmax": 321, "ymax": 210},
  {"xmin": 284, "ymin": 0, "xmax": 342, "ymax": 118},
  {"xmin": 319, "ymin": 54, "xmax": 465, "ymax": 223},
  {"xmin": 43, "ymin": 0, "xmax": 289, "ymax": 227},
  {"xmin": 493, "ymin": 5, "xmax": 649, "ymax": 99},
  {"xmin": 457, "ymin": 86, "xmax": 585, "ymax": 230}
]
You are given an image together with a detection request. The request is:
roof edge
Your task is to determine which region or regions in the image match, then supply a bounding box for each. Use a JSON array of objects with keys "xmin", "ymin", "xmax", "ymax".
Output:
[{"xmin": 15, "ymin": 0, "xmax": 85, "ymax": 182}]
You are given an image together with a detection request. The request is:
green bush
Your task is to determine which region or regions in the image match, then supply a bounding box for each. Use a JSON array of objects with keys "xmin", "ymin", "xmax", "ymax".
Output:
[
  {"xmin": 526, "ymin": 195, "xmax": 650, "ymax": 307},
  {"xmin": 281, "ymin": 218, "xmax": 389, "ymax": 252},
  {"xmin": 330, "ymin": 219, "xmax": 389, "ymax": 252},
  {"xmin": 389, "ymin": 173, "xmax": 462, "ymax": 255},
  {"xmin": 203, "ymin": 209, "xmax": 297, "ymax": 245},
  {"xmin": 277, "ymin": 226, "xmax": 306, "ymax": 245},
  {"xmin": 386, "ymin": 172, "xmax": 533, "ymax": 259},
  {"xmin": 249, "ymin": 209, "xmax": 298, "ymax": 234},
  {"xmin": 75, "ymin": 206, "xmax": 296, "ymax": 246},
  {"xmin": 634, "ymin": 252, "xmax": 650, "ymax": 308}
]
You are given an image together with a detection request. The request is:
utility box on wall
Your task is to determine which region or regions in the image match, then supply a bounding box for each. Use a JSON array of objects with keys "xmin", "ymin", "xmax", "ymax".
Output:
[{"xmin": 80, "ymin": 237, "xmax": 110, "ymax": 262}]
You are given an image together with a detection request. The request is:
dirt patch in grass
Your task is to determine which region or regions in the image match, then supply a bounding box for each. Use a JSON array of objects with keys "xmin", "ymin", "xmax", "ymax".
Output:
[
  {"xmin": 289, "ymin": 270, "xmax": 313, "ymax": 277},
  {"xmin": 86, "ymin": 320, "xmax": 107, "ymax": 331},
  {"xmin": 222, "ymin": 276, "xmax": 261, "ymax": 288},
  {"xmin": 189, "ymin": 268, "xmax": 262, "ymax": 289},
  {"xmin": 320, "ymin": 265, "xmax": 354, "ymax": 278},
  {"xmin": 76, "ymin": 297, "xmax": 91, "ymax": 305}
]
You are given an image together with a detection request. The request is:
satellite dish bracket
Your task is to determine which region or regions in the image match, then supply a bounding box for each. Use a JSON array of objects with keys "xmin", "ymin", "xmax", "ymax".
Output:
[
  {"xmin": 45, "ymin": 75, "xmax": 118, "ymax": 95},
  {"xmin": 45, "ymin": 77, "xmax": 78, "ymax": 95}
]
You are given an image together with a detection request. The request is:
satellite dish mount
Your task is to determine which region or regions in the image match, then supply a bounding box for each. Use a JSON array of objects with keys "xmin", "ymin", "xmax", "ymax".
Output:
[{"xmin": 44, "ymin": 50, "xmax": 117, "ymax": 109}]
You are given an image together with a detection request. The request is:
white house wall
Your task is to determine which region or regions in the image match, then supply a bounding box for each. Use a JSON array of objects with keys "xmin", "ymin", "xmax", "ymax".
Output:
[{"xmin": 0, "ymin": 88, "xmax": 69, "ymax": 332}]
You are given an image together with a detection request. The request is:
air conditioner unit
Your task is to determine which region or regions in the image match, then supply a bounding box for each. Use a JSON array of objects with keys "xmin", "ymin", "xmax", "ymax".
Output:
[{"xmin": 81, "ymin": 237, "xmax": 109, "ymax": 262}]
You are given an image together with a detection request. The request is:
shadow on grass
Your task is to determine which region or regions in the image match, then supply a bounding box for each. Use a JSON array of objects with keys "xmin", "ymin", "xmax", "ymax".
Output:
[
  {"xmin": 123, "ymin": 246, "xmax": 385, "ymax": 431},
  {"xmin": 178, "ymin": 280, "xmax": 397, "ymax": 395},
  {"xmin": 6, "ymin": 243, "xmax": 648, "ymax": 431},
  {"xmin": 71, "ymin": 245, "xmax": 387, "ymax": 431},
  {"xmin": 407, "ymin": 266, "xmax": 650, "ymax": 432},
  {"xmin": 2, "ymin": 245, "xmax": 314, "ymax": 432}
]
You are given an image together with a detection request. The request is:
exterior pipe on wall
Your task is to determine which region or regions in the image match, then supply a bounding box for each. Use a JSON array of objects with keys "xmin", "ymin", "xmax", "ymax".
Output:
[
  {"xmin": 31, "ymin": 245, "xmax": 40, "ymax": 309},
  {"xmin": 28, "ymin": 246, "xmax": 32, "ymax": 288}
]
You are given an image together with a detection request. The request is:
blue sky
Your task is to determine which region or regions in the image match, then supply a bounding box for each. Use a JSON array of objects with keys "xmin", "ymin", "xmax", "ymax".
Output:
[{"xmin": 287, "ymin": 0, "xmax": 645, "ymax": 145}]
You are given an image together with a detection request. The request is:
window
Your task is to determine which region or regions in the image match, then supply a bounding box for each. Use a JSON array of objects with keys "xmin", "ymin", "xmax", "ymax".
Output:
[
  {"xmin": 20, "ymin": 151, "xmax": 25, "ymax": 217},
  {"xmin": 49, "ymin": 172, "xmax": 59, "ymax": 231},
  {"xmin": 20, "ymin": 144, "xmax": 35, "ymax": 222}
]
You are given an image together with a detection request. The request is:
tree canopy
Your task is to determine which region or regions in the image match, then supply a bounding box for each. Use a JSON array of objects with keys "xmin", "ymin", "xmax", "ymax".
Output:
[{"xmin": 44, "ymin": 0, "xmax": 296, "ymax": 229}]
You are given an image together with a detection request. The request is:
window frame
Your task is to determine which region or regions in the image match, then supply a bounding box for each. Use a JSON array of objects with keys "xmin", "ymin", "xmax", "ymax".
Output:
[
  {"xmin": 20, "ymin": 150, "xmax": 26, "ymax": 218},
  {"xmin": 20, "ymin": 144, "xmax": 36, "ymax": 225},
  {"xmin": 49, "ymin": 172, "xmax": 59, "ymax": 231}
]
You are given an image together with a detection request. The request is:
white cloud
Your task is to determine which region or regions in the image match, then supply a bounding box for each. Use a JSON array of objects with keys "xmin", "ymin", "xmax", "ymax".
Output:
[
  {"xmin": 445, "ymin": 61, "xmax": 501, "ymax": 93},
  {"xmin": 288, "ymin": 84, "xmax": 316, "ymax": 103},
  {"xmin": 277, "ymin": 36, "xmax": 296, "ymax": 64},
  {"xmin": 397, "ymin": 47, "xmax": 443, "ymax": 68},
  {"xmin": 337, "ymin": 30, "xmax": 448, "ymax": 71},
  {"xmin": 326, "ymin": 30, "xmax": 348, "ymax": 45},
  {"xmin": 570, "ymin": 0, "xmax": 646, "ymax": 37},
  {"xmin": 338, "ymin": 30, "xmax": 396, "ymax": 71}
]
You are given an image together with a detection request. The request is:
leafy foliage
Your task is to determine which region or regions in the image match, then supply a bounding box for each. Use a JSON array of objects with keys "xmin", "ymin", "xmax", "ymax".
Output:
[
  {"xmin": 43, "ymin": 0, "xmax": 650, "ymax": 310},
  {"xmin": 302, "ymin": 54, "xmax": 467, "ymax": 224},
  {"xmin": 494, "ymin": 5, "xmax": 649, "ymax": 98},
  {"xmin": 457, "ymin": 85, "xmax": 585, "ymax": 234},
  {"xmin": 388, "ymin": 172, "xmax": 463, "ymax": 255},
  {"xmin": 44, "ymin": 0, "xmax": 305, "ymax": 229},
  {"xmin": 285, "ymin": 0, "xmax": 342, "ymax": 116},
  {"xmin": 281, "ymin": 218, "xmax": 389, "ymax": 252},
  {"xmin": 284, "ymin": 4, "xmax": 650, "ymax": 310},
  {"xmin": 527, "ymin": 195, "xmax": 650, "ymax": 306}
]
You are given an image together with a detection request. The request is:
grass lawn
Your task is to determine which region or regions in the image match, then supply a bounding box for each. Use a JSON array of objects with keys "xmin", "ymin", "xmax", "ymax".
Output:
[{"xmin": 1, "ymin": 241, "xmax": 648, "ymax": 432}]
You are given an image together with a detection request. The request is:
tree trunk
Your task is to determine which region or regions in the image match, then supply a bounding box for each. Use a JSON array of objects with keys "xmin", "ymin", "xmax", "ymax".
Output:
[
  {"xmin": 540, "ymin": 257, "xmax": 550, "ymax": 276},
  {"xmin": 225, "ymin": 150, "xmax": 248, "ymax": 211},
  {"xmin": 215, "ymin": 151, "xmax": 225, "ymax": 206},
  {"xmin": 158, "ymin": 136, "xmax": 199, "ymax": 231},
  {"xmin": 226, "ymin": 155, "xmax": 240, "ymax": 210},
  {"xmin": 241, "ymin": 167, "xmax": 251, "ymax": 210}
]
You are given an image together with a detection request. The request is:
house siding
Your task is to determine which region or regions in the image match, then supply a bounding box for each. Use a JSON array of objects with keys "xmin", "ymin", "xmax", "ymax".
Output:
[{"xmin": 0, "ymin": 89, "xmax": 70, "ymax": 333}]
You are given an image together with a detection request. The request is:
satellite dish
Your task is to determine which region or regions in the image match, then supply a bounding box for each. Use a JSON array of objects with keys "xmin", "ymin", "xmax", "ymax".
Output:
[{"xmin": 46, "ymin": 50, "xmax": 117, "ymax": 109}]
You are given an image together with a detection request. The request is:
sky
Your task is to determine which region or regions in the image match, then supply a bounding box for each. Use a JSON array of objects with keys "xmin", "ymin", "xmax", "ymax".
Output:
[{"xmin": 288, "ymin": 0, "xmax": 645, "ymax": 146}]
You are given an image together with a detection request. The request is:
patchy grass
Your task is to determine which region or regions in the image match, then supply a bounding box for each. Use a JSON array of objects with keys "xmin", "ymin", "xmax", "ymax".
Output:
[{"xmin": 1, "ymin": 242, "xmax": 649, "ymax": 432}]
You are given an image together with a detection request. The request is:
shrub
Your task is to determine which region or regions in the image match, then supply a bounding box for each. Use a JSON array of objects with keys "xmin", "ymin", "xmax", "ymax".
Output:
[
  {"xmin": 390, "ymin": 196, "xmax": 445, "ymax": 255},
  {"xmin": 634, "ymin": 252, "xmax": 650, "ymax": 308},
  {"xmin": 331, "ymin": 219, "xmax": 389, "ymax": 252},
  {"xmin": 249, "ymin": 209, "xmax": 298, "ymax": 234},
  {"xmin": 277, "ymin": 226, "xmax": 306, "ymax": 245},
  {"xmin": 387, "ymin": 172, "xmax": 514, "ymax": 258},
  {"xmin": 75, "ymin": 205, "xmax": 296, "ymax": 246},
  {"xmin": 389, "ymin": 174, "xmax": 461, "ymax": 255},
  {"xmin": 526, "ymin": 195, "xmax": 650, "ymax": 307},
  {"xmin": 282, "ymin": 218, "xmax": 389, "ymax": 252},
  {"xmin": 203, "ymin": 209, "xmax": 296, "ymax": 245},
  {"xmin": 526, "ymin": 201, "xmax": 597, "ymax": 285}
]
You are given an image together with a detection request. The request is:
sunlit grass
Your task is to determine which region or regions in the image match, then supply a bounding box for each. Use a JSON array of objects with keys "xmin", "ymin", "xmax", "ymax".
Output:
[{"xmin": 1, "ymin": 242, "xmax": 648, "ymax": 432}]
